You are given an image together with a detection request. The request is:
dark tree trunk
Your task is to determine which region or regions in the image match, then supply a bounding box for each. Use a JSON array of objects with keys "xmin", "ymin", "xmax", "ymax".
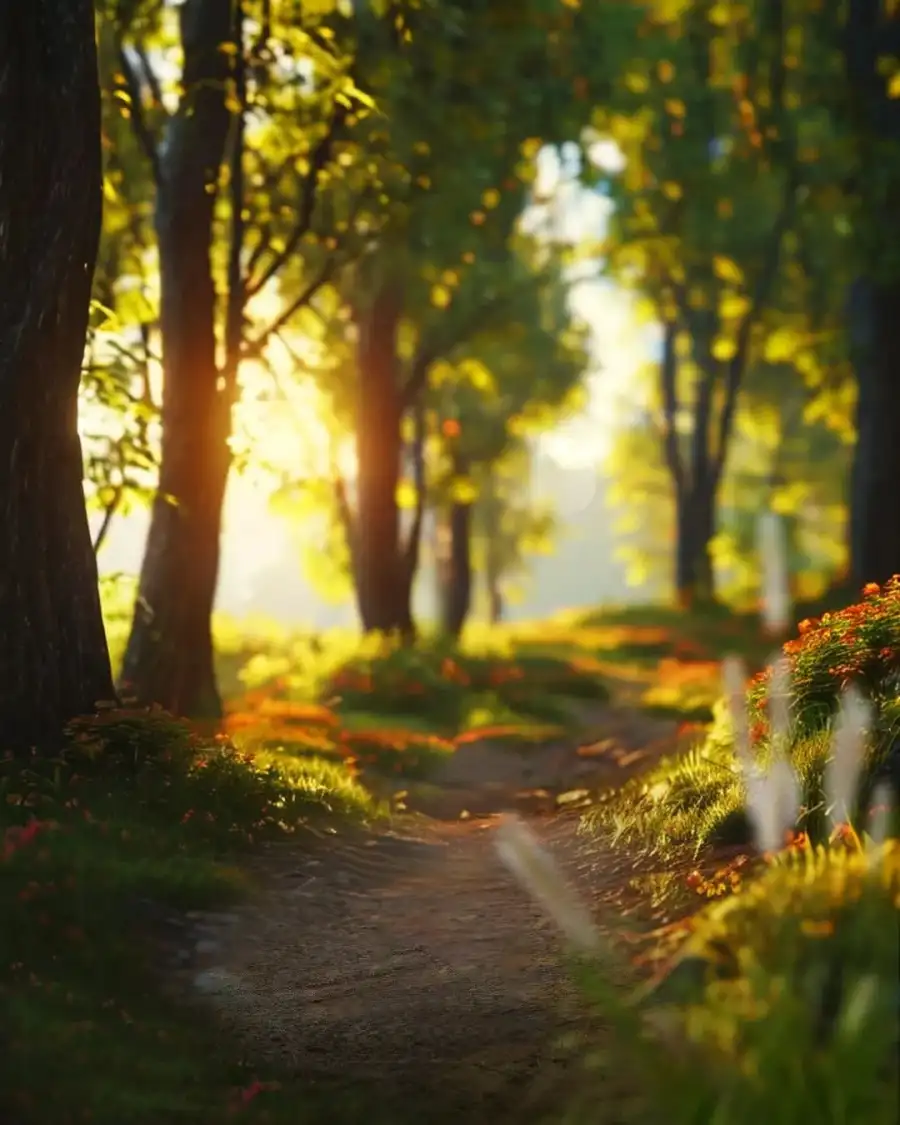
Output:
[
  {"xmin": 438, "ymin": 464, "xmax": 473, "ymax": 639},
  {"xmin": 674, "ymin": 483, "xmax": 716, "ymax": 608},
  {"xmin": 847, "ymin": 276, "xmax": 900, "ymax": 586},
  {"xmin": 0, "ymin": 1, "xmax": 115, "ymax": 750},
  {"xmin": 120, "ymin": 0, "xmax": 234, "ymax": 718},
  {"xmin": 843, "ymin": 3, "xmax": 900, "ymax": 587},
  {"xmin": 354, "ymin": 284, "xmax": 416, "ymax": 636}
]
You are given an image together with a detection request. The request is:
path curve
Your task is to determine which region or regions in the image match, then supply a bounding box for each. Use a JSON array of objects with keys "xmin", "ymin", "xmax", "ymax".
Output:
[{"xmin": 166, "ymin": 707, "xmax": 686, "ymax": 1123}]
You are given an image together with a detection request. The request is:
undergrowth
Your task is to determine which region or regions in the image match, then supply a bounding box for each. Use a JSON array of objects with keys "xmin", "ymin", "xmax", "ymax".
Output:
[
  {"xmin": 0, "ymin": 710, "xmax": 379, "ymax": 1124},
  {"xmin": 573, "ymin": 840, "xmax": 899, "ymax": 1125},
  {"xmin": 588, "ymin": 581, "xmax": 900, "ymax": 858}
]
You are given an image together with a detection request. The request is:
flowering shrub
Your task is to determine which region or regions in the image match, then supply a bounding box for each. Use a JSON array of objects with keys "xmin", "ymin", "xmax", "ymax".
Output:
[
  {"xmin": 746, "ymin": 577, "xmax": 900, "ymax": 742},
  {"xmin": 324, "ymin": 643, "xmax": 609, "ymax": 730}
]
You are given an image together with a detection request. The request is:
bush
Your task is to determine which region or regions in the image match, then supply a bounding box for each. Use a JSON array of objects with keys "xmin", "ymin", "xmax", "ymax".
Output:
[
  {"xmin": 0, "ymin": 709, "xmax": 377, "ymax": 1124},
  {"xmin": 575, "ymin": 841, "xmax": 900, "ymax": 1125},
  {"xmin": 325, "ymin": 641, "xmax": 609, "ymax": 732},
  {"xmin": 591, "ymin": 582, "xmax": 900, "ymax": 857}
]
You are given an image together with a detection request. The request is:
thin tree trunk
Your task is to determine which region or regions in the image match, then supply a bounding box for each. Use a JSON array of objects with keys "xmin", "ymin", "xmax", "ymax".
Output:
[
  {"xmin": 354, "ymin": 284, "xmax": 415, "ymax": 636},
  {"xmin": 119, "ymin": 0, "xmax": 234, "ymax": 718},
  {"xmin": 0, "ymin": 0, "xmax": 115, "ymax": 750},
  {"xmin": 439, "ymin": 455, "xmax": 473, "ymax": 638}
]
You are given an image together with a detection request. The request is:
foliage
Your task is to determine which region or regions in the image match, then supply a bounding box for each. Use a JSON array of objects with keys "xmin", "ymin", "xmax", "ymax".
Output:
[
  {"xmin": 591, "ymin": 582, "xmax": 900, "ymax": 857},
  {"xmin": 0, "ymin": 710, "xmax": 376, "ymax": 1124},
  {"xmin": 574, "ymin": 841, "xmax": 899, "ymax": 1125}
]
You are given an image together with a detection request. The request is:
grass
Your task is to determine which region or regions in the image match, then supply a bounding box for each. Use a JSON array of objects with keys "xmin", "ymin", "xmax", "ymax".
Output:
[
  {"xmin": 571, "ymin": 839, "xmax": 900, "ymax": 1125},
  {"xmin": 588, "ymin": 582, "xmax": 900, "ymax": 859},
  {"xmin": 28, "ymin": 579, "xmax": 895, "ymax": 1123},
  {"xmin": 0, "ymin": 708, "xmax": 383, "ymax": 1125},
  {"xmin": 561, "ymin": 582, "xmax": 899, "ymax": 1123}
]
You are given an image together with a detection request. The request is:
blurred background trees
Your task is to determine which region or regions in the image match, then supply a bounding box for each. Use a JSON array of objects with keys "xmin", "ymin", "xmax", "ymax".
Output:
[{"xmin": 38, "ymin": 0, "xmax": 900, "ymax": 719}]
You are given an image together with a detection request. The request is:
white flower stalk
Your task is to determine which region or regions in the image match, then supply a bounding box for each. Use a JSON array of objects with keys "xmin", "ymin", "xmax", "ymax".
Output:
[
  {"xmin": 866, "ymin": 782, "xmax": 894, "ymax": 846},
  {"xmin": 722, "ymin": 655, "xmax": 752, "ymax": 773},
  {"xmin": 825, "ymin": 685, "xmax": 872, "ymax": 828},
  {"xmin": 767, "ymin": 653, "xmax": 793, "ymax": 756},
  {"xmin": 494, "ymin": 814, "xmax": 599, "ymax": 954},
  {"xmin": 758, "ymin": 512, "xmax": 791, "ymax": 635},
  {"xmin": 732, "ymin": 654, "xmax": 800, "ymax": 854}
]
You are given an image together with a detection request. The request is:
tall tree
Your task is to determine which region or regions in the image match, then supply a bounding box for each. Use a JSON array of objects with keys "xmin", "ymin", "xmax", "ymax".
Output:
[
  {"xmin": 0, "ymin": 0, "xmax": 115, "ymax": 749},
  {"xmin": 116, "ymin": 0, "xmax": 236, "ymax": 718},
  {"xmin": 111, "ymin": 0, "xmax": 367, "ymax": 716},
  {"xmin": 843, "ymin": 0, "xmax": 900, "ymax": 586},
  {"xmin": 588, "ymin": 0, "xmax": 799, "ymax": 605}
]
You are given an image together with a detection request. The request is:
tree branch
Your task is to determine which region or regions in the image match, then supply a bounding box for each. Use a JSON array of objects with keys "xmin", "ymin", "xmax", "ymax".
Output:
[
  {"xmin": 116, "ymin": 42, "xmax": 162, "ymax": 186},
  {"xmin": 712, "ymin": 171, "xmax": 798, "ymax": 482},
  {"xmin": 402, "ymin": 277, "xmax": 542, "ymax": 409},
  {"xmin": 244, "ymin": 104, "xmax": 347, "ymax": 299},
  {"xmin": 659, "ymin": 318, "xmax": 685, "ymax": 498},
  {"xmin": 242, "ymin": 259, "xmax": 335, "ymax": 359}
]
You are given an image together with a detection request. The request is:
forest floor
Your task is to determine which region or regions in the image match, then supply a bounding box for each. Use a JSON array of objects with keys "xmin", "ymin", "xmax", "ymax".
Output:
[{"xmin": 158, "ymin": 701, "xmax": 689, "ymax": 1124}]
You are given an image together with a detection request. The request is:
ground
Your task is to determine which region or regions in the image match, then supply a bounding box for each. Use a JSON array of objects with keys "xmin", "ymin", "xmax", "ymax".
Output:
[{"xmin": 156, "ymin": 705, "xmax": 683, "ymax": 1124}]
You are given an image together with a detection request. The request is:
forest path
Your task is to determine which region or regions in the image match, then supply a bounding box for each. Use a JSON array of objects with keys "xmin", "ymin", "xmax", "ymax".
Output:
[{"xmin": 172, "ymin": 705, "xmax": 685, "ymax": 1123}]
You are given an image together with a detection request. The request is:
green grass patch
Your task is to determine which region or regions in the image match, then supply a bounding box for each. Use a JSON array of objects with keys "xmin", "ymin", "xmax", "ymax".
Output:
[
  {"xmin": 0, "ymin": 710, "xmax": 378, "ymax": 1124},
  {"xmin": 574, "ymin": 840, "xmax": 900, "ymax": 1125},
  {"xmin": 588, "ymin": 582, "xmax": 900, "ymax": 859}
]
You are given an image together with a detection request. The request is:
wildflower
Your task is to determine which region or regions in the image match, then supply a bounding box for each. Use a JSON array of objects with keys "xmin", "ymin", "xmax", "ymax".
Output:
[
  {"xmin": 494, "ymin": 814, "xmax": 599, "ymax": 953},
  {"xmin": 825, "ymin": 685, "xmax": 871, "ymax": 829},
  {"xmin": 862, "ymin": 582, "xmax": 881, "ymax": 597}
]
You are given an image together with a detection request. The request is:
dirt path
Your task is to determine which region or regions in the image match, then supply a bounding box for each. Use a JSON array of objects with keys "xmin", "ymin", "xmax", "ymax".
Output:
[{"xmin": 168, "ymin": 705, "xmax": 686, "ymax": 1123}]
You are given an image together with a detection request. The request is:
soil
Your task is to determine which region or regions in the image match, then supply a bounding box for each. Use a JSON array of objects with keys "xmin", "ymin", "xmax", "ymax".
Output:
[{"xmin": 163, "ymin": 704, "xmax": 692, "ymax": 1124}]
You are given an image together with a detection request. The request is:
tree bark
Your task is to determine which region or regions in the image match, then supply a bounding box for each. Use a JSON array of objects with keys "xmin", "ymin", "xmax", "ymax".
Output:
[
  {"xmin": 847, "ymin": 276, "xmax": 900, "ymax": 586},
  {"xmin": 119, "ymin": 0, "xmax": 234, "ymax": 718},
  {"xmin": 353, "ymin": 284, "xmax": 416, "ymax": 636},
  {"xmin": 844, "ymin": 2, "xmax": 900, "ymax": 587},
  {"xmin": 438, "ymin": 457, "xmax": 474, "ymax": 639},
  {"xmin": 0, "ymin": 1, "xmax": 115, "ymax": 750},
  {"xmin": 674, "ymin": 484, "xmax": 716, "ymax": 608}
]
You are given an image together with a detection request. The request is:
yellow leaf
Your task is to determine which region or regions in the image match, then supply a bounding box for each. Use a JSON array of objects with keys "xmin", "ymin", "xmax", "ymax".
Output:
[
  {"xmin": 711, "ymin": 336, "xmax": 737, "ymax": 361},
  {"xmin": 708, "ymin": 3, "xmax": 729, "ymax": 25},
  {"xmin": 431, "ymin": 285, "xmax": 452, "ymax": 309},
  {"xmin": 396, "ymin": 480, "xmax": 418, "ymax": 509},
  {"xmin": 719, "ymin": 293, "xmax": 750, "ymax": 319},
  {"xmin": 625, "ymin": 72, "xmax": 649, "ymax": 93},
  {"xmin": 482, "ymin": 187, "xmax": 501, "ymax": 209},
  {"xmin": 664, "ymin": 98, "xmax": 686, "ymax": 118},
  {"xmin": 450, "ymin": 476, "xmax": 478, "ymax": 504},
  {"xmin": 763, "ymin": 327, "xmax": 799, "ymax": 363},
  {"xmin": 521, "ymin": 137, "xmax": 542, "ymax": 159},
  {"xmin": 713, "ymin": 255, "xmax": 744, "ymax": 284},
  {"xmin": 661, "ymin": 181, "xmax": 683, "ymax": 200},
  {"xmin": 889, "ymin": 73, "xmax": 900, "ymax": 98}
]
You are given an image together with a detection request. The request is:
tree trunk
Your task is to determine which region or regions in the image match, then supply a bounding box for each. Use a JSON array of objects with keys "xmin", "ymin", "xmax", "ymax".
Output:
[
  {"xmin": 844, "ymin": 2, "xmax": 900, "ymax": 588},
  {"xmin": 119, "ymin": 0, "xmax": 234, "ymax": 718},
  {"xmin": 354, "ymin": 284, "xmax": 415, "ymax": 636},
  {"xmin": 438, "ymin": 468, "xmax": 473, "ymax": 639},
  {"xmin": 847, "ymin": 276, "xmax": 900, "ymax": 586},
  {"xmin": 0, "ymin": 0, "xmax": 115, "ymax": 750},
  {"xmin": 674, "ymin": 484, "xmax": 716, "ymax": 608}
]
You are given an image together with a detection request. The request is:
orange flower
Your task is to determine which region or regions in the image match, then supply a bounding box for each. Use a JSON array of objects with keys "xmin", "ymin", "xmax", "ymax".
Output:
[
  {"xmin": 797, "ymin": 617, "xmax": 816, "ymax": 634},
  {"xmin": 862, "ymin": 582, "xmax": 880, "ymax": 596}
]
